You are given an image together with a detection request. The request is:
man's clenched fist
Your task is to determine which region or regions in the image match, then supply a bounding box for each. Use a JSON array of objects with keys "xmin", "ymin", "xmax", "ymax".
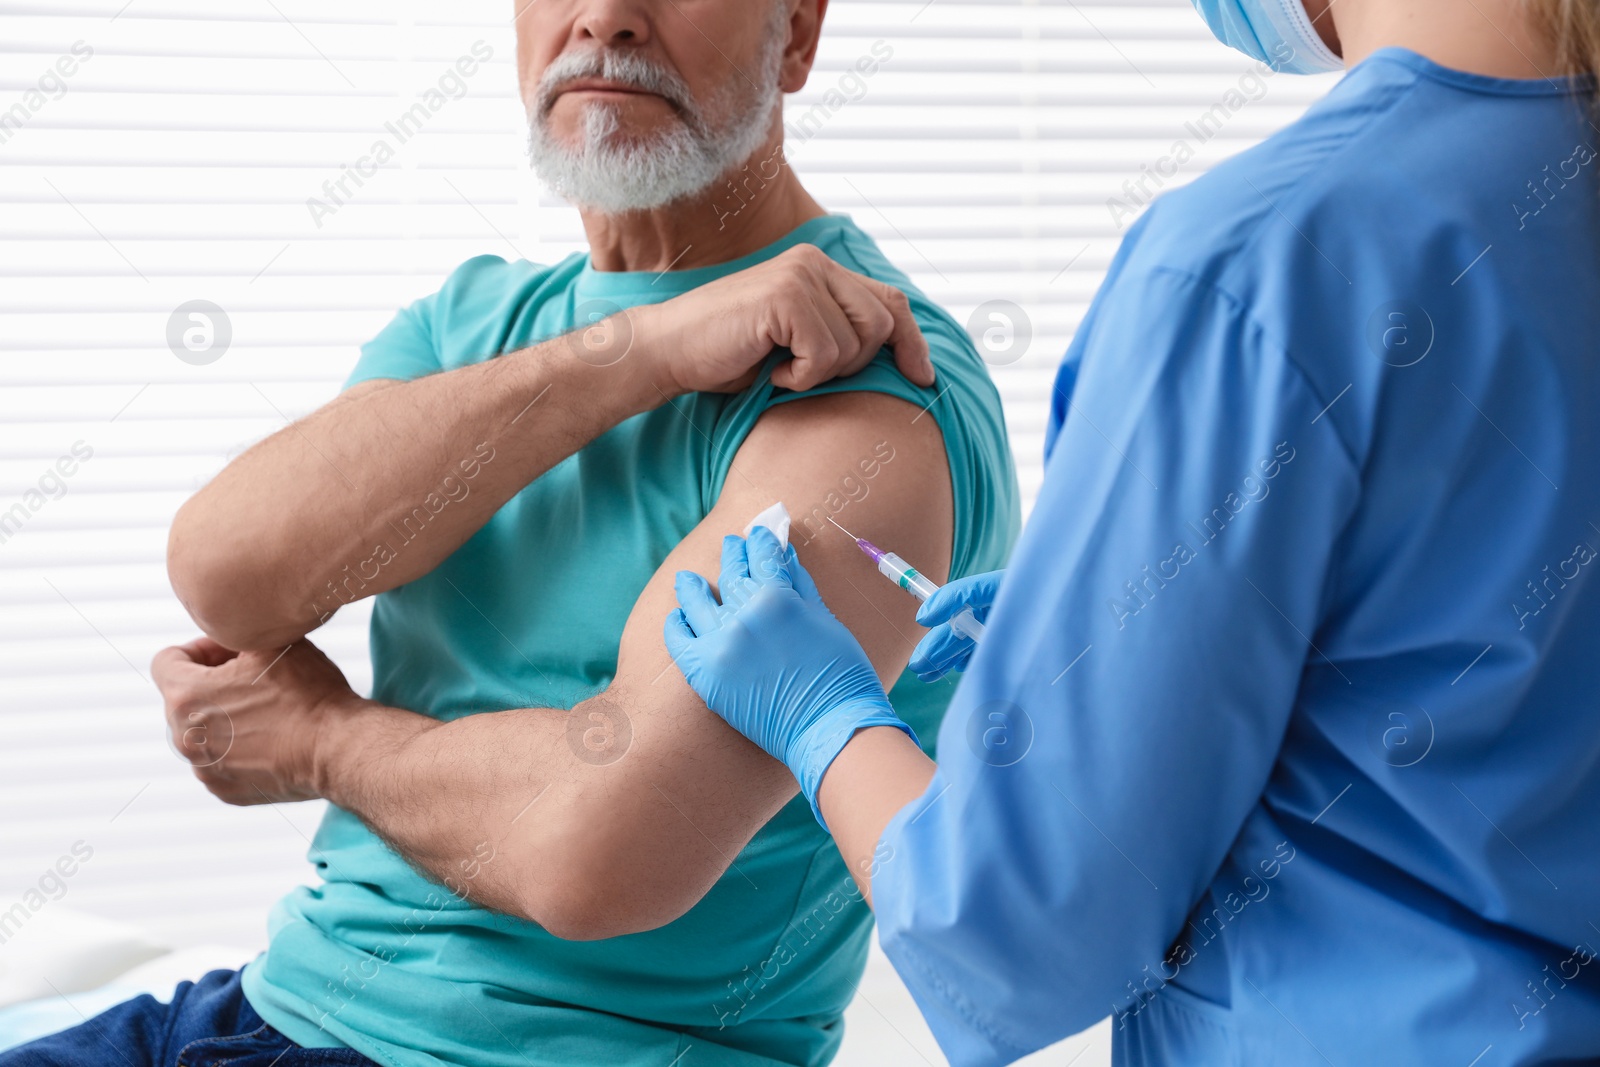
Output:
[{"xmin": 152, "ymin": 636, "xmax": 361, "ymax": 806}]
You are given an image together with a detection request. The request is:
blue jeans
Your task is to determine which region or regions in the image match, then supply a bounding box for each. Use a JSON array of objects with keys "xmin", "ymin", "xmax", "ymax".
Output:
[{"xmin": 0, "ymin": 969, "xmax": 375, "ymax": 1067}]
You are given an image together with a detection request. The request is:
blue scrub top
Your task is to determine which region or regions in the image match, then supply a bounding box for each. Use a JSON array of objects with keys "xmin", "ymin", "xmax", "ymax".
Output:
[{"xmin": 875, "ymin": 48, "xmax": 1600, "ymax": 1067}]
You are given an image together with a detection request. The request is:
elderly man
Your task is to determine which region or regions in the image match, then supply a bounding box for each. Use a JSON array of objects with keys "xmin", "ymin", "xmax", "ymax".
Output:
[{"xmin": 0, "ymin": 2, "xmax": 1017, "ymax": 1066}]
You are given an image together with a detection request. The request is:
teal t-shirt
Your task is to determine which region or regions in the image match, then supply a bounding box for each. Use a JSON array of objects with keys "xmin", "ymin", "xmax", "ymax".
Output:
[{"xmin": 241, "ymin": 214, "xmax": 1020, "ymax": 1067}]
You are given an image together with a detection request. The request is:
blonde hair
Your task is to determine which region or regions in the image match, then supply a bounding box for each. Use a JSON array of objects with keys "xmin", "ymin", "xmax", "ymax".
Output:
[{"xmin": 1529, "ymin": 0, "xmax": 1600, "ymax": 102}]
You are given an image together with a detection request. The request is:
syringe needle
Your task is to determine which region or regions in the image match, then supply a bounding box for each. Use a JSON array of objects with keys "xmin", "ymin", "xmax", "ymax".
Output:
[{"xmin": 826, "ymin": 515, "xmax": 861, "ymax": 540}]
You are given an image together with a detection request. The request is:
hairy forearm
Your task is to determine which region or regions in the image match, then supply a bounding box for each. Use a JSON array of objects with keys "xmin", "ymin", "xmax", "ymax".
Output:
[
  {"xmin": 818, "ymin": 726, "xmax": 937, "ymax": 906},
  {"xmin": 168, "ymin": 323, "xmax": 663, "ymax": 650},
  {"xmin": 313, "ymin": 696, "xmax": 565, "ymax": 925},
  {"xmin": 312, "ymin": 692, "xmax": 679, "ymax": 940}
]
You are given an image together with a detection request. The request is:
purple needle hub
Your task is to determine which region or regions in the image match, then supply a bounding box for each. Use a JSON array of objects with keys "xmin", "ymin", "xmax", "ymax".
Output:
[{"xmin": 855, "ymin": 538, "xmax": 887, "ymax": 563}]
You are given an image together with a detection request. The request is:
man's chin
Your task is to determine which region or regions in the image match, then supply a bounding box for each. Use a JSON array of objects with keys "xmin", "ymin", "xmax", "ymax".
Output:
[
  {"xmin": 529, "ymin": 113, "xmax": 748, "ymax": 215},
  {"xmin": 541, "ymin": 129, "xmax": 684, "ymax": 168},
  {"xmin": 549, "ymin": 98, "xmax": 681, "ymax": 139},
  {"xmin": 554, "ymin": 180, "xmax": 700, "ymax": 217}
]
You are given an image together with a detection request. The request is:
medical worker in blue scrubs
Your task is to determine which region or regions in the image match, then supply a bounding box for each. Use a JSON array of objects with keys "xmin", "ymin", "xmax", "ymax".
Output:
[{"xmin": 664, "ymin": 0, "xmax": 1600, "ymax": 1063}]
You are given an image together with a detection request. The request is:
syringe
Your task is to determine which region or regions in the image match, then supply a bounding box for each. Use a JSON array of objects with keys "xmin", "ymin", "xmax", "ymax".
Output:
[{"xmin": 827, "ymin": 517, "xmax": 986, "ymax": 643}]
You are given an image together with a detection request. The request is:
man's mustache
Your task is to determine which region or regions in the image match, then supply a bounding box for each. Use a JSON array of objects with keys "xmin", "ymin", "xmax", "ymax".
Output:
[{"xmin": 536, "ymin": 49, "xmax": 695, "ymax": 120}]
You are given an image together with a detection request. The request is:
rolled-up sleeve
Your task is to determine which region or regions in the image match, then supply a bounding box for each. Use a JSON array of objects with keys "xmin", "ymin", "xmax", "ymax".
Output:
[{"xmin": 873, "ymin": 268, "xmax": 1361, "ymax": 1064}]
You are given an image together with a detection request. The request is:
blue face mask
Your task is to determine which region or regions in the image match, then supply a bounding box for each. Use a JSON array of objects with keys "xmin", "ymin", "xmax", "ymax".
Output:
[{"xmin": 1190, "ymin": 0, "xmax": 1344, "ymax": 74}]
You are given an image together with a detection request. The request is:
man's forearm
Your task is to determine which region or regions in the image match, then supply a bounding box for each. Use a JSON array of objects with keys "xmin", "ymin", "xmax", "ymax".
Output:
[
  {"xmin": 315, "ymin": 696, "xmax": 938, "ymax": 934},
  {"xmin": 169, "ymin": 320, "xmax": 664, "ymax": 650},
  {"xmin": 311, "ymin": 692, "xmax": 656, "ymax": 940}
]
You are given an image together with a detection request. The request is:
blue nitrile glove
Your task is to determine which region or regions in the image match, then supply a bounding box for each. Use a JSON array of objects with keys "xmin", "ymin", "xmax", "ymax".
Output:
[
  {"xmin": 908, "ymin": 569, "xmax": 1006, "ymax": 682},
  {"xmin": 664, "ymin": 525, "xmax": 916, "ymax": 828}
]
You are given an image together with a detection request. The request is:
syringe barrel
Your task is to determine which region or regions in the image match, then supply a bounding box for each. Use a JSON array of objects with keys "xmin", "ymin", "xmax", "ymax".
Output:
[
  {"xmin": 877, "ymin": 553, "xmax": 941, "ymax": 601},
  {"xmin": 874, "ymin": 551, "xmax": 987, "ymax": 645},
  {"xmin": 949, "ymin": 607, "xmax": 986, "ymax": 643}
]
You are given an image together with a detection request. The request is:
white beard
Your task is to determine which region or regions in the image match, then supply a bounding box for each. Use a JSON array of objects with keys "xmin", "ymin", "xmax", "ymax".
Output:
[{"xmin": 527, "ymin": 26, "xmax": 785, "ymax": 215}]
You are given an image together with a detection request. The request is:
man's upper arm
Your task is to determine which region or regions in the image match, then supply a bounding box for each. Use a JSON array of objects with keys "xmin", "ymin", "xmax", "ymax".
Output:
[{"xmin": 563, "ymin": 389, "xmax": 953, "ymax": 933}]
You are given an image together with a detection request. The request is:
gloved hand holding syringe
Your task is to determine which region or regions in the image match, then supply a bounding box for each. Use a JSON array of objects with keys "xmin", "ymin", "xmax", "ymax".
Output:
[
  {"xmin": 667, "ymin": 503, "xmax": 1009, "ymax": 825},
  {"xmin": 826, "ymin": 517, "xmax": 987, "ymax": 643}
]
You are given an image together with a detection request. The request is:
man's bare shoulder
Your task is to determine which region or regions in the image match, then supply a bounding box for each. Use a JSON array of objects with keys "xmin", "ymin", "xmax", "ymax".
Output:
[{"xmin": 728, "ymin": 390, "xmax": 951, "ymax": 562}]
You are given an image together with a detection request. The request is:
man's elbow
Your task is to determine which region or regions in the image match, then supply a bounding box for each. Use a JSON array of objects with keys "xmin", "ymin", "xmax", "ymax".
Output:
[
  {"xmin": 527, "ymin": 894, "xmax": 657, "ymax": 942},
  {"xmin": 167, "ymin": 505, "xmax": 312, "ymax": 650},
  {"xmin": 511, "ymin": 831, "xmax": 707, "ymax": 941},
  {"xmin": 522, "ymin": 876, "xmax": 701, "ymax": 943}
]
